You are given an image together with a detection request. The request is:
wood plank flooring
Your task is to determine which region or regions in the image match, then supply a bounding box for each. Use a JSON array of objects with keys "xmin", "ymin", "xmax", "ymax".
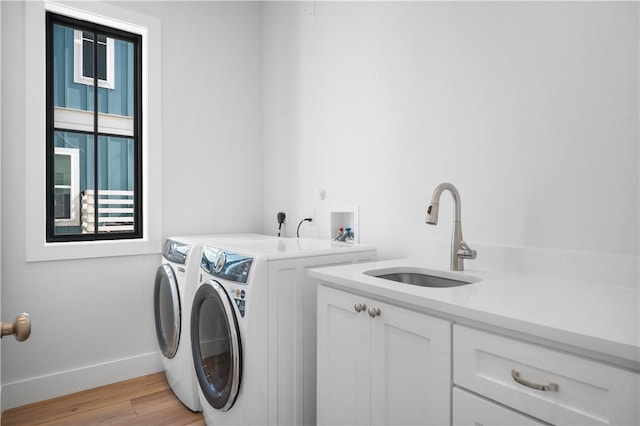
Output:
[{"xmin": 1, "ymin": 373, "xmax": 204, "ymax": 426}]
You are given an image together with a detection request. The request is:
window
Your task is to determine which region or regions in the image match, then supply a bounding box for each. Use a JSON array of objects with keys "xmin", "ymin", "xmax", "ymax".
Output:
[
  {"xmin": 53, "ymin": 147, "xmax": 80, "ymax": 226},
  {"xmin": 46, "ymin": 12, "xmax": 142, "ymax": 242},
  {"xmin": 26, "ymin": 1, "xmax": 161, "ymax": 261},
  {"xmin": 73, "ymin": 30, "xmax": 115, "ymax": 89}
]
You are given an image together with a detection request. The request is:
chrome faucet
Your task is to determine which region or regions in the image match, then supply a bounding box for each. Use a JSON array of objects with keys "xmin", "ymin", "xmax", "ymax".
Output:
[{"xmin": 426, "ymin": 183, "xmax": 477, "ymax": 271}]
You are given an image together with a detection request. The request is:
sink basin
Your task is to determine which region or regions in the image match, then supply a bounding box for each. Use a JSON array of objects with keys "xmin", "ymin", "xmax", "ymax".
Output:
[{"xmin": 364, "ymin": 267, "xmax": 480, "ymax": 288}]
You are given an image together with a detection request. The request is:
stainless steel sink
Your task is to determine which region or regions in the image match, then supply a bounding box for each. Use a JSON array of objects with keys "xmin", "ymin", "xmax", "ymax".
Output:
[{"xmin": 364, "ymin": 267, "xmax": 479, "ymax": 288}]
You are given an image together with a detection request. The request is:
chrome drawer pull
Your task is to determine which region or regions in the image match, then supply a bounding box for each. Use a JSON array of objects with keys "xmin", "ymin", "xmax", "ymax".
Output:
[
  {"xmin": 354, "ymin": 303, "xmax": 367, "ymax": 313},
  {"xmin": 367, "ymin": 306, "xmax": 381, "ymax": 318},
  {"xmin": 511, "ymin": 370, "xmax": 559, "ymax": 392}
]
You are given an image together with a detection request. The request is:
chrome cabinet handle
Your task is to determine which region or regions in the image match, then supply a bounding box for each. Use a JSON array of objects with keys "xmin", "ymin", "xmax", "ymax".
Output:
[
  {"xmin": 1, "ymin": 313, "xmax": 31, "ymax": 342},
  {"xmin": 354, "ymin": 303, "xmax": 367, "ymax": 313},
  {"xmin": 367, "ymin": 306, "xmax": 381, "ymax": 318},
  {"xmin": 511, "ymin": 369, "xmax": 558, "ymax": 392}
]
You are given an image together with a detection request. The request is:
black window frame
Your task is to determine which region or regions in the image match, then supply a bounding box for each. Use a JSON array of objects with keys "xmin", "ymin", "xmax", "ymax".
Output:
[{"xmin": 45, "ymin": 12, "xmax": 143, "ymax": 243}]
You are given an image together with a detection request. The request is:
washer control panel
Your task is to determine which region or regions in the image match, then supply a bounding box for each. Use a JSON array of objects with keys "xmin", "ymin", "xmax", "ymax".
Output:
[
  {"xmin": 228, "ymin": 285, "xmax": 247, "ymax": 317},
  {"xmin": 201, "ymin": 247, "xmax": 253, "ymax": 284}
]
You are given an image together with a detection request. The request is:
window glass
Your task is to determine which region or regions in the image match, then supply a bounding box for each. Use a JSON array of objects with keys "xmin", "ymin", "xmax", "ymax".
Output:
[
  {"xmin": 47, "ymin": 13, "xmax": 141, "ymax": 242},
  {"xmin": 53, "ymin": 24, "xmax": 95, "ymax": 112},
  {"xmin": 97, "ymin": 136, "xmax": 135, "ymax": 234},
  {"xmin": 80, "ymin": 32, "xmax": 109, "ymax": 81},
  {"xmin": 54, "ymin": 154, "xmax": 71, "ymax": 187},
  {"xmin": 98, "ymin": 37, "xmax": 134, "ymax": 116},
  {"xmin": 53, "ymin": 131, "xmax": 93, "ymax": 236},
  {"xmin": 54, "ymin": 153, "xmax": 71, "ymax": 220},
  {"xmin": 82, "ymin": 32, "xmax": 95, "ymax": 79},
  {"xmin": 96, "ymin": 35, "xmax": 107, "ymax": 81}
]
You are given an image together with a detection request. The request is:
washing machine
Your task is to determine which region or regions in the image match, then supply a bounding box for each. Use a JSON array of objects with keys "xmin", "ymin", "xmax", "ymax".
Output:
[
  {"xmin": 190, "ymin": 238, "xmax": 376, "ymax": 425},
  {"xmin": 154, "ymin": 233, "xmax": 277, "ymax": 412}
]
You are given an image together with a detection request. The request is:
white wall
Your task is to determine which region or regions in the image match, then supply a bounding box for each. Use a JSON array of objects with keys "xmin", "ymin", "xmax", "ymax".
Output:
[
  {"xmin": 149, "ymin": 1, "xmax": 264, "ymax": 237},
  {"xmin": 262, "ymin": 2, "xmax": 639, "ymax": 277},
  {"xmin": 1, "ymin": 1, "xmax": 263, "ymax": 409}
]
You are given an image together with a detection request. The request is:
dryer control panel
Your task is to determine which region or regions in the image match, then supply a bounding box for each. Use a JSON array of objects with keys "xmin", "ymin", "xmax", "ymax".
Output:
[
  {"xmin": 163, "ymin": 239, "xmax": 191, "ymax": 264},
  {"xmin": 201, "ymin": 247, "xmax": 253, "ymax": 284}
]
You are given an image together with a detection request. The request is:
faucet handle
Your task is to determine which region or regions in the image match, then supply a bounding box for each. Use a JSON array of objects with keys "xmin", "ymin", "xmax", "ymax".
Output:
[{"xmin": 457, "ymin": 240, "xmax": 477, "ymax": 260}]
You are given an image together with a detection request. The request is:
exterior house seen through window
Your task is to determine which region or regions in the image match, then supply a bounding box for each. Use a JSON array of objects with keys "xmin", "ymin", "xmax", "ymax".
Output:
[
  {"xmin": 74, "ymin": 30, "xmax": 115, "ymax": 89},
  {"xmin": 46, "ymin": 12, "xmax": 142, "ymax": 242}
]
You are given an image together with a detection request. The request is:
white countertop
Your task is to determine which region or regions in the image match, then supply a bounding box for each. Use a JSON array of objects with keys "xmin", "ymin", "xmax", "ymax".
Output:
[{"xmin": 310, "ymin": 259, "xmax": 640, "ymax": 370}]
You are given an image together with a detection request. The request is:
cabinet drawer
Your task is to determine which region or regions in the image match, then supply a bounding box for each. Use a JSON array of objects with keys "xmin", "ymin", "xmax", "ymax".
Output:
[
  {"xmin": 453, "ymin": 387, "xmax": 544, "ymax": 425},
  {"xmin": 453, "ymin": 325, "xmax": 639, "ymax": 425}
]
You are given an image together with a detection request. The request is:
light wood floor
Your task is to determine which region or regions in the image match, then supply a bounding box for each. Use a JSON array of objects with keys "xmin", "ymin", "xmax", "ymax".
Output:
[{"xmin": 1, "ymin": 373, "xmax": 204, "ymax": 426}]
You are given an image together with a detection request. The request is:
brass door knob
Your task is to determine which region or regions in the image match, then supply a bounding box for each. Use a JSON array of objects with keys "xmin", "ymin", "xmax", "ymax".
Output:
[{"xmin": 1, "ymin": 313, "xmax": 31, "ymax": 342}]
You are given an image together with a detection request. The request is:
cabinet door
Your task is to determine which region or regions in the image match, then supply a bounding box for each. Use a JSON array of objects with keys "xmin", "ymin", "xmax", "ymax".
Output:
[
  {"xmin": 453, "ymin": 387, "xmax": 545, "ymax": 426},
  {"xmin": 370, "ymin": 300, "xmax": 451, "ymax": 426},
  {"xmin": 317, "ymin": 285, "xmax": 371, "ymax": 426}
]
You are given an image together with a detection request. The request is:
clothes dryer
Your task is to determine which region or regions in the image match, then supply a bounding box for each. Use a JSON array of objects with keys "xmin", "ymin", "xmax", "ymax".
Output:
[
  {"xmin": 191, "ymin": 238, "xmax": 376, "ymax": 425},
  {"xmin": 154, "ymin": 237, "xmax": 204, "ymax": 411},
  {"xmin": 154, "ymin": 234, "xmax": 276, "ymax": 412}
]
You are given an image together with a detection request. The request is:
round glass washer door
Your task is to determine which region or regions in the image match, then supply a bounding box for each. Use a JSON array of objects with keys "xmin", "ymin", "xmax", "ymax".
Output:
[
  {"xmin": 154, "ymin": 264, "xmax": 181, "ymax": 359},
  {"xmin": 191, "ymin": 280, "xmax": 242, "ymax": 411}
]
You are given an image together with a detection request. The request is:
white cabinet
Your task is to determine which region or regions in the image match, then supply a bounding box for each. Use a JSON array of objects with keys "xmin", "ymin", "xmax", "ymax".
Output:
[
  {"xmin": 316, "ymin": 284, "xmax": 370, "ymax": 425},
  {"xmin": 317, "ymin": 284, "xmax": 451, "ymax": 426},
  {"xmin": 453, "ymin": 325, "xmax": 640, "ymax": 426}
]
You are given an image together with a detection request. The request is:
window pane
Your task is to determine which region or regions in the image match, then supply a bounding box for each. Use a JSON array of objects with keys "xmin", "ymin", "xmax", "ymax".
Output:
[
  {"xmin": 82, "ymin": 38, "xmax": 94, "ymax": 78},
  {"xmin": 81, "ymin": 32, "xmax": 107, "ymax": 81},
  {"xmin": 54, "ymin": 154, "xmax": 71, "ymax": 186},
  {"xmin": 97, "ymin": 40, "xmax": 107, "ymax": 81},
  {"xmin": 54, "ymin": 188, "xmax": 71, "ymax": 220},
  {"xmin": 53, "ymin": 24, "xmax": 94, "ymax": 112},
  {"xmin": 54, "ymin": 131, "xmax": 94, "ymax": 190},
  {"xmin": 53, "ymin": 131, "xmax": 94, "ymax": 236},
  {"xmin": 99, "ymin": 37, "xmax": 134, "ymax": 117},
  {"xmin": 97, "ymin": 136, "xmax": 135, "ymax": 234}
]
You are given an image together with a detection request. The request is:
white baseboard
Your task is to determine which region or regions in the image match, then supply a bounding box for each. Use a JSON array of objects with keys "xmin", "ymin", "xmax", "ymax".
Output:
[{"xmin": 1, "ymin": 351, "xmax": 163, "ymax": 411}]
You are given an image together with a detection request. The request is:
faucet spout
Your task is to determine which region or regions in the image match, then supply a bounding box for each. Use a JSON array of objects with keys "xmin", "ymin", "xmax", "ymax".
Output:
[
  {"xmin": 426, "ymin": 182, "xmax": 460, "ymax": 225},
  {"xmin": 425, "ymin": 183, "xmax": 475, "ymax": 271}
]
